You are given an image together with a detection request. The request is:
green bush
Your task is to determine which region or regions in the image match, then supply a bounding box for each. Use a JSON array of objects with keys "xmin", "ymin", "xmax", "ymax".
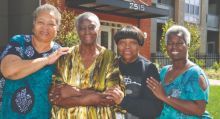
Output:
[
  {"xmin": 46, "ymin": 0, "xmax": 79, "ymax": 47},
  {"xmin": 193, "ymin": 58, "xmax": 205, "ymax": 68},
  {"xmin": 204, "ymin": 69, "xmax": 220, "ymax": 80},
  {"xmin": 211, "ymin": 62, "xmax": 220, "ymax": 71},
  {"xmin": 56, "ymin": 10, "xmax": 79, "ymax": 47}
]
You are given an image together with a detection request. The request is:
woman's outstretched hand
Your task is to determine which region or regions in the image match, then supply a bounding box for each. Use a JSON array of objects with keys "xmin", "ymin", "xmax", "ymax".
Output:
[{"xmin": 146, "ymin": 77, "xmax": 166, "ymax": 101}]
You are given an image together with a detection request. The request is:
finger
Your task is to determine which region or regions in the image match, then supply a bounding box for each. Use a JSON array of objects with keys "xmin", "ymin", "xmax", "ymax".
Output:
[
  {"xmin": 113, "ymin": 88, "xmax": 124, "ymax": 98},
  {"xmin": 60, "ymin": 47, "xmax": 69, "ymax": 53},
  {"xmin": 100, "ymin": 98, "xmax": 115, "ymax": 106},
  {"xmin": 146, "ymin": 83, "xmax": 155, "ymax": 92},
  {"xmin": 105, "ymin": 90, "xmax": 117, "ymax": 99},
  {"xmin": 105, "ymin": 89, "xmax": 121, "ymax": 103},
  {"xmin": 54, "ymin": 48, "xmax": 69, "ymax": 57},
  {"xmin": 60, "ymin": 47, "xmax": 69, "ymax": 51},
  {"xmin": 57, "ymin": 84, "xmax": 64, "ymax": 88},
  {"xmin": 146, "ymin": 79, "xmax": 156, "ymax": 91},
  {"xmin": 49, "ymin": 96, "xmax": 57, "ymax": 103},
  {"xmin": 146, "ymin": 78, "xmax": 154, "ymax": 86},
  {"xmin": 149, "ymin": 77, "xmax": 161, "ymax": 85},
  {"xmin": 105, "ymin": 87, "xmax": 114, "ymax": 92},
  {"xmin": 49, "ymin": 92, "xmax": 54, "ymax": 97},
  {"xmin": 148, "ymin": 77, "xmax": 159, "ymax": 85},
  {"xmin": 147, "ymin": 78, "xmax": 158, "ymax": 88}
]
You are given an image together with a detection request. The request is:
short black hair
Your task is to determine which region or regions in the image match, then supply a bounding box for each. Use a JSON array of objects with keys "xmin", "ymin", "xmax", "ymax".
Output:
[{"xmin": 114, "ymin": 25, "xmax": 145, "ymax": 46}]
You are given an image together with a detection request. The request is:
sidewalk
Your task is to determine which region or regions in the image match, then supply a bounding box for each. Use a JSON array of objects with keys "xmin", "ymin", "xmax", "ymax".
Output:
[{"xmin": 209, "ymin": 79, "xmax": 220, "ymax": 86}]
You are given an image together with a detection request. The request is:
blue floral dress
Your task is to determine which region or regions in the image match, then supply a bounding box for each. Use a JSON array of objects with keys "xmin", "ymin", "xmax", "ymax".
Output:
[
  {"xmin": 159, "ymin": 64, "xmax": 212, "ymax": 119},
  {"xmin": 0, "ymin": 35, "xmax": 60, "ymax": 119}
]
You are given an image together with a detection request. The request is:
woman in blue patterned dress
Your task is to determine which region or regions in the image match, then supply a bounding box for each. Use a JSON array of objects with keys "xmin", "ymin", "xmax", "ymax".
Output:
[
  {"xmin": 0, "ymin": 4, "xmax": 69, "ymax": 119},
  {"xmin": 146, "ymin": 25, "xmax": 212, "ymax": 119}
]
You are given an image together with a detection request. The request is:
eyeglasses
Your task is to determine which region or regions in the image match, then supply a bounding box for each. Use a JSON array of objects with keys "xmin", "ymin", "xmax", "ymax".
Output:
[{"xmin": 167, "ymin": 42, "xmax": 185, "ymax": 47}]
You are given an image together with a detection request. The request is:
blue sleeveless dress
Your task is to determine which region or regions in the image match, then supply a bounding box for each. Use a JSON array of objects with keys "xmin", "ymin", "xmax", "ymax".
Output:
[
  {"xmin": 158, "ymin": 64, "xmax": 212, "ymax": 119},
  {"xmin": 0, "ymin": 35, "xmax": 60, "ymax": 119}
]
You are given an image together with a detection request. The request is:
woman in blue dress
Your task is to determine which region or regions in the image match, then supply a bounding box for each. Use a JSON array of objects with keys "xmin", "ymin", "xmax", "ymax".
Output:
[
  {"xmin": 0, "ymin": 4, "xmax": 69, "ymax": 119},
  {"xmin": 146, "ymin": 25, "xmax": 212, "ymax": 119}
]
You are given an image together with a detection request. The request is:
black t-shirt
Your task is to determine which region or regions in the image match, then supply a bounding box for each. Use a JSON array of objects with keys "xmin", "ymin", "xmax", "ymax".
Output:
[{"xmin": 119, "ymin": 56, "xmax": 163, "ymax": 119}]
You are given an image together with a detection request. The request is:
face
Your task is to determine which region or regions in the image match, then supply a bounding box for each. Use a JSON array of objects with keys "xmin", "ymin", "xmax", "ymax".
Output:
[
  {"xmin": 32, "ymin": 11, "xmax": 58, "ymax": 43},
  {"xmin": 166, "ymin": 34, "xmax": 188, "ymax": 61},
  {"xmin": 117, "ymin": 38, "xmax": 140, "ymax": 63},
  {"xmin": 77, "ymin": 17, "xmax": 99, "ymax": 45}
]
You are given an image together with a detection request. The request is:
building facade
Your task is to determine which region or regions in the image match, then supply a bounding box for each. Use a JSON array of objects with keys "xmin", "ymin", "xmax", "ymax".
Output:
[
  {"xmin": 0, "ymin": 0, "xmax": 39, "ymax": 52},
  {"xmin": 1, "ymin": 0, "xmax": 219, "ymax": 67},
  {"xmin": 0, "ymin": 0, "xmax": 169, "ymax": 59},
  {"xmin": 151, "ymin": 0, "xmax": 220, "ymax": 67}
]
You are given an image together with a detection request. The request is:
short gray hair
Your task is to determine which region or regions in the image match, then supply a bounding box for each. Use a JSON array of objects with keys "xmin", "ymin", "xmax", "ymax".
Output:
[
  {"xmin": 75, "ymin": 12, "xmax": 100, "ymax": 30},
  {"xmin": 165, "ymin": 25, "xmax": 191, "ymax": 45},
  {"xmin": 33, "ymin": 4, "xmax": 61, "ymax": 27}
]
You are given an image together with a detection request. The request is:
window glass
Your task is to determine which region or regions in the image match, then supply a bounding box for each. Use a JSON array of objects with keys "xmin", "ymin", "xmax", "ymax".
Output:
[
  {"xmin": 184, "ymin": 0, "xmax": 200, "ymax": 23},
  {"xmin": 185, "ymin": 3, "xmax": 189, "ymax": 13},
  {"xmin": 101, "ymin": 31, "xmax": 109, "ymax": 48},
  {"xmin": 189, "ymin": 4, "xmax": 194, "ymax": 14},
  {"xmin": 194, "ymin": 6, "xmax": 199, "ymax": 15}
]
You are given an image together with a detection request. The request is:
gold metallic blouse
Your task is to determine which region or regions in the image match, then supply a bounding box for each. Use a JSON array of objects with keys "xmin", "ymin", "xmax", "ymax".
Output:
[{"xmin": 51, "ymin": 45, "xmax": 124, "ymax": 119}]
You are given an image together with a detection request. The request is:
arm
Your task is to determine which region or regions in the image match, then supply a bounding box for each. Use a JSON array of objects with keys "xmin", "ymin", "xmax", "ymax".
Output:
[
  {"xmin": 104, "ymin": 85, "xmax": 124, "ymax": 105},
  {"xmin": 103, "ymin": 57, "xmax": 125, "ymax": 105},
  {"xmin": 1, "ymin": 47, "xmax": 69, "ymax": 80},
  {"xmin": 56, "ymin": 91, "xmax": 114, "ymax": 108},
  {"xmin": 50, "ymin": 52, "xmax": 124, "ymax": 107},
  {"xmin": 49, "ymin": 85, "xmax": 114, "ymax": 108},
  {"xmin": 147, "ymin": 75, "xmax": 207, "ymax": 116}
]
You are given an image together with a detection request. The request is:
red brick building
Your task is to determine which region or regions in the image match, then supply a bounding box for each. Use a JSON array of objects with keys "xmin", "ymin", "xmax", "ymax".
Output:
[{"xmin": 41, "ymin": 0, "xmax": 169, "ymax": 58}]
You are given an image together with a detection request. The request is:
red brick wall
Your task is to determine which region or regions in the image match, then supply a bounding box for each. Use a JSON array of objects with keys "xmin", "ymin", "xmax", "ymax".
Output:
[{"xmin": 140, "ymin": 19, "xmax": 151, "ymax": 59}]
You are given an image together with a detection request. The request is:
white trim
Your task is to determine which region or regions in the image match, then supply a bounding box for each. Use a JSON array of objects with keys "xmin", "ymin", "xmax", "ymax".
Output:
[{"xmin": 99, "ymin": 20, "xmax": 131, "ymax": 52}]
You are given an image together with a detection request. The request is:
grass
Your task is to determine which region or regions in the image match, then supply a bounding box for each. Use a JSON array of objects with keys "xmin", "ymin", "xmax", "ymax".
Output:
[{"xmin": 206, "ymin": 86, "xmax": 220, "ymax": 118}]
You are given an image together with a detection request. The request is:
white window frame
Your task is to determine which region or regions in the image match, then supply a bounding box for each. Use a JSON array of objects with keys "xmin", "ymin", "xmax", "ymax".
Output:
[
  {"xmin": 98, "ymin": 21, "xmax": 129, "ymax": 52},
  {"xmin": 99, "ymin": 26, "xmax": 112, "ymax": 49},
  {"xmin": 184, "ymin": 0, "xmax": 201, "ymax": 24}
]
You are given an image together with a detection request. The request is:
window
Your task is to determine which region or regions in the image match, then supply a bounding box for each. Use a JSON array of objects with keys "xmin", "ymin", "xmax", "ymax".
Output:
[
  {"xmin": 185, "ymin": 3, "xmax": 189, "ymax": 13},
  {"xmin": 184, "ymin": 0, "xmax": 200, "ymax": 23},
  {"xmin": 194, "ymin": 6, "xmax": 199, "ymax": 15},
  {"xmin": 101, "ymin": 31, "xmax": 109, "ymax": 48},
  {"xmin": 99, "ymin": 21, "xmax": 125, "ymax": 52},
  {"xmin": 189, "ymin": 4, "xmax": 194, "ymax": 14},
  {"xmin": 207, "ymin": 42, "xmax": 215, "ymax": 54}
]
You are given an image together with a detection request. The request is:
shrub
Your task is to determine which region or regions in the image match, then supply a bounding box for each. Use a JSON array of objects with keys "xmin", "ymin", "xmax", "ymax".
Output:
[
  {"xmin": 45, "ymin": 0, "xmax": 79, "ymax": 47},
  {"xmin": 56, "ymin": 10, "xmax": 79, "ymax": 46},
  {"xmin": 211, "ymin": 62, "xmax": 220, "ymax": 71}
]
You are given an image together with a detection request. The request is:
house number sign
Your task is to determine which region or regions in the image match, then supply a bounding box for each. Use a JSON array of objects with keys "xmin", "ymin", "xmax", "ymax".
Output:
[{"xmin": 129, "ymin": 2, "xmax": 145, "ymax": 11}]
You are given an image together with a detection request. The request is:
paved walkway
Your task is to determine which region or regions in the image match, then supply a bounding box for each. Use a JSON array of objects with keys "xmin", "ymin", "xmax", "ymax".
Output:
[{"xmin": 209, "ymin": 79, "xmax": 220, "ymax": 86}]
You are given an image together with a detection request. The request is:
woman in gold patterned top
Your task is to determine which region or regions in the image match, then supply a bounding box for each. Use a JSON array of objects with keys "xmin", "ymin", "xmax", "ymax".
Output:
[{"xmin": 49, "ymin": 12, "xmax": 125, "ymax": 119}]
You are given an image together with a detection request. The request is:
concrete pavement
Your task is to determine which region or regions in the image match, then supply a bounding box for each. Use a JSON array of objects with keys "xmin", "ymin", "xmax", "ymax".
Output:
[{"xmin": 209, "ymin": 79, "xmax": 220, "ymax": 86}]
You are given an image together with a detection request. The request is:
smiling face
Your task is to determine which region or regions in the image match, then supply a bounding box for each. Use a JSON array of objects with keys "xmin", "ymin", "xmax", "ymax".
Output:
[
  {"xmin": 117, "ymin": 38, "xmax": 140, "ymax": 63},
  {"xmin": 166, "ymin": 34, "xmax": 188, "ymax": 61},
  {"xmin": 32, "ymin": 11, "xmax": 58, "ymax": 43},
  {"xmin": 77, "ymin": 17, "xmax": 99, "ymax": 45}
]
